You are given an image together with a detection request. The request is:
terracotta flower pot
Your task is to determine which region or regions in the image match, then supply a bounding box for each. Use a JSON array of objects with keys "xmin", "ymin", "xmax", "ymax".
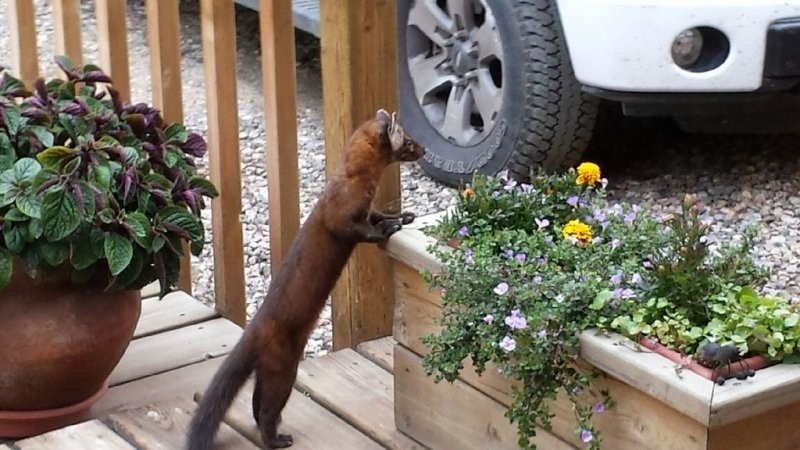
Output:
[
  {"xmin": 639, "ymin": 336, "xmax": 772, "ymax": 381},
  {"xmin": 0, "ymin": 264, "xmax": 141, "ymax": 437}
]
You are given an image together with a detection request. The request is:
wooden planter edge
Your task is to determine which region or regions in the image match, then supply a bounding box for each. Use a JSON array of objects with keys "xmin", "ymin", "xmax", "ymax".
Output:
[{"xmin": 383, "ymin": 214, "xmax": 800, "ymax": 428}]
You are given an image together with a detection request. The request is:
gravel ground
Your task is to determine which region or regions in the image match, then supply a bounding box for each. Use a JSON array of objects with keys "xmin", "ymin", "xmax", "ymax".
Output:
[{"xmin": 1, "ymin": 1, "xmax": 798, "ymax": 357}]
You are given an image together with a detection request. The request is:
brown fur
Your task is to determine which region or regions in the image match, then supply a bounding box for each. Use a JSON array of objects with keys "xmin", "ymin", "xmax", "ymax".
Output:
[{"xmin": 186, "ymin": 110, "xmax": 424, "ymax": 450}]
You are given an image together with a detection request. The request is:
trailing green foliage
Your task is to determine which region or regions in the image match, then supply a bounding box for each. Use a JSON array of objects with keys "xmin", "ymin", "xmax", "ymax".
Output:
[{"xmin": 0, "ymin": 57, "xmax": 217, "ymax": 295}]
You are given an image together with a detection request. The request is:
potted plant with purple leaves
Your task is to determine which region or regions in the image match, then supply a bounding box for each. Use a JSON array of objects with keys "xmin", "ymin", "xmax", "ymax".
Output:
[{"xmin": 0, "ymin": 57, "xmax": 217, "ymax": 437}]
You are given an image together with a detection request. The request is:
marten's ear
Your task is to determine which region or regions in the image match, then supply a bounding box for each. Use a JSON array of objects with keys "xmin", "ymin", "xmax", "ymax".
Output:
[
  {"xmin": 388, "ymin": 112, "xmax": 404, "ymax": 151},
  {"xmin": 375, "ymin": 109, "xmax": 392, "ymax": 126}
]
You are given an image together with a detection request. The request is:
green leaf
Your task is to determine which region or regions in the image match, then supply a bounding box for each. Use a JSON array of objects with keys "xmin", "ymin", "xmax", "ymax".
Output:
[
  {"xmin": 4, "ymin": 106, "xmax": 21, "ymax": 136},
  {"xmin": 0, "ymin": 168, "xmax": 16, "ymax": 196},
  {"xmin": 0, "ymin": 248, "xmax": 12, "ymax": 291},
  {"xmin": 14, "ymin": 158, "xmax": 41, "ymax": 183},
  {"xmin": 4, "ymin": 208, "xmax": 27, "ymax": 222},
  {"xmin": 41, "ymin": 189, "xmax": 81, "ymax": 241},
  {"xmin": 104, "ymin": 232, "xmax": 133, "ymax": 276},
  {"xmin": 39, "ymin": 241, "xmax": 69, "ymax": 266},
  {"xmin": 90, "ymin": 228, "xmax": 106, "ymax": 258},
  {"xmin": 16, "ymin": 193, "xmax": 42, "ymax": 219},
  {"xmin": 27, "ymin": 219, "xmax": 42, "ymax": 239},
  {"xmin": 785, "ymin": 314, "xmax": 799, "ymax": 328},
  {"xmin": 112, "ymin": 247, "xmax": 145, "ymax": 290},
  {"xmin": 75, "ymin": 180, "xmax": 96, "ymax": 220},
  {"xmin": 590, "ymin": 290, "xmax": 613, "ymax": 310},
  {"xmin": 164, "ymin": 147, "xmax": 180, "ymax": 168},
  {"xmin": 90, "ymin": 164, "xmax": 112, "ymax": 190},
  {"xmin": 36, "ymin": 146, "xmax": 77, "ymax": 169},
  {"xmin": 164, "ymin": 123, "xmax": 187, "ymax": 143},
  {"xmin": 71, "ymin": 234, "xmax": 99, "ymax": 270},
  {"xmin": 98, "ymin": 208, "xmax": 116, "ymax": 224},
  {"xmin": 189, "ymin": 177, "xmax": 220, "ymax": 197},
  {"xmin": 3, "ymin": 224, "xmax": 25, "ymax": 253},
  {"xmin": 28, "ymin": 125, "xmax": 55, "ymax": 148},
  {"xmin": 158, "ymin": 206, "xmax": 203, "ymax": 241}
]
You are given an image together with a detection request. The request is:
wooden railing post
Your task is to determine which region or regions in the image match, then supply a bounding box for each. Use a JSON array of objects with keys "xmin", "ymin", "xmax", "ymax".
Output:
[
  {"xmin": 321, "ymin": 0, "xmax": 401, "ymax": 349},
  {"xmin": 52, "ymin": 0, "xmax": 83, "ymax": 69},
  {"xmin": 144, "ymin": 0, "xmax": 193, "ymax": 294},
  {"xmin": 200, "ymin": 0, "xmax": 247, "ymax": 327},
  {"xmin": 95, "ymin": 0, "xmax": 131, "ymax": 102},
  {"xmin": 259, "ymin": 0, "xmax": 300, "ymax": 273},
  {"xmin": 8, "ymin": 0, "xmax": 39, "ymax": 86}
]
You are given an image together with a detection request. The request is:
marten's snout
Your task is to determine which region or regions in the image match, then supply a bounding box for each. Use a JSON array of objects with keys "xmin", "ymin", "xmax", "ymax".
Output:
[{"xmin": 396, "ymin": 139, "xmax": 425, "ymax": 162}]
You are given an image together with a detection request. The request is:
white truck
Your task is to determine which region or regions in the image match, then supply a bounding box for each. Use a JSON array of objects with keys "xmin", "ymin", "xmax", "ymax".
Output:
[{"xmin": 243, "ymin": 0, "xmax": 800, "ymax": 186}]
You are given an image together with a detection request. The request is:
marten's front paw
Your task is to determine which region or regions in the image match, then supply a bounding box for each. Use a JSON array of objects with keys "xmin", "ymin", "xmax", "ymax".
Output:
[
  {"xmin": 378, "ymin": 218, "xmax": 404, "ymax": 237},
  {"xmin": 399, "ymin": 211, "xmax": 415, "ymax": 225}
]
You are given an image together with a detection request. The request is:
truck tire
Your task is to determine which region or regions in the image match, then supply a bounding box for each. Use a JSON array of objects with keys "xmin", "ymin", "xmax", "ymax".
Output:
[{"xmin": 397, "ymin": 0, "xmax": 598, "ymax": 186}]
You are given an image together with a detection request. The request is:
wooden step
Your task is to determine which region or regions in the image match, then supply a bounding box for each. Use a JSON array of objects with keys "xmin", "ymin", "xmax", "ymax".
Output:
[
  {"xmin": 295, "ymin": 348, "xmax": 425, "ymax": 449},
  {"xmin": 204, "ymin": 378, "xmax": 384, "ymax": 450},
  {"xmin": 12, "ymin": 420, "xmax": 135, "ymax": 450},
  {"xmin": 107, "ymin": 397, "xmax": 259, "ymax": 450},
  {"xmin": 111, "ymin": 318, "xmax": 242, "ymax": 386},
  {"xmin": 134, "ymin": 291, "xmax": 220, "ymax": 339},
  {"xmin": 356, "ymin": 336, "xmax": 396, "ymax": 373}
]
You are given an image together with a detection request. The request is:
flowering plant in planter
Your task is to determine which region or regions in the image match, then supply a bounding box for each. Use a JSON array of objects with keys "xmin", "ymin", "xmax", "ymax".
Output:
[
  {"xmin": 421, "ymin": 163, "xmax": 796, "ymax": 449},
  {"xmin": 0, "ymin": 57, "xmax": 217, "ymax": 296}
]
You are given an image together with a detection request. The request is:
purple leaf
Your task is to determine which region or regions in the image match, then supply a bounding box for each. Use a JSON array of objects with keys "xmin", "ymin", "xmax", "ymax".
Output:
[
  {"xmin": 34, "ymin": 78, "xmax": 50, "ymax": 106},
  {"xmin": 123, "ymin": 166, "xmax": 135, "ymax": 200},
  {"xmin": 181, "ymin": 132, "xmax": 207, "ymax": 157},
  {"xmin": 108, "ymin": 87, "xmax": 124, "ymax": 115},
  {"xmin": 69, "ymin": 181, "xmax": 85, "ymax": 215},
  {"xmin": 163, "ymin": 222, "xmax": 192, "ymax": 240},
  {"xmin": 81, "ymin": 70, "xmax": 113, "ymax": 84}
]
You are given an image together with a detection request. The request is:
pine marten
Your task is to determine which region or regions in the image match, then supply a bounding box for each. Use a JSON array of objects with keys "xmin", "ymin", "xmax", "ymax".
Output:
[{"xmin": 186, "ymin": 109, "xmax": 425, "ymax": 450}]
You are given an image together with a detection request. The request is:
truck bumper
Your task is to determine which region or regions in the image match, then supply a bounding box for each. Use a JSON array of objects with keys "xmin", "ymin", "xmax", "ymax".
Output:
[{"xmin": 555, "ymin": 0, "xmax": 800, "ymax": 92}]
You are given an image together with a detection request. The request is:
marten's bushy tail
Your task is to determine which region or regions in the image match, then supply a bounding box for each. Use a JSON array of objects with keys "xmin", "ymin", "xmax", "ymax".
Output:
[{"xmin": 186, "ymin": 337, "xmax": 255, "ymax": 450}]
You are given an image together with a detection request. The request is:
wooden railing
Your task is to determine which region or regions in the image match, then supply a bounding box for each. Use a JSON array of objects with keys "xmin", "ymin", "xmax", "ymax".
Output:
[{"xmin": 4, "ymin": 0, "xmax": 400, "ymax": 348}]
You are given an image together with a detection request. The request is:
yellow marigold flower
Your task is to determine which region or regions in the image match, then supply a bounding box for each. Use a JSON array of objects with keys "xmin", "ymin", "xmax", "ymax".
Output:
[
  {"xmin": 562, "ymin": 219, "xmax": 593, "ymax": 245},
  {"xmin": 576, "ymin": 162, "xmax": 601, "ymax": 186},
  {"xmin": 462, "ymin": 188, "xmax": 475, "ymax": 200}
]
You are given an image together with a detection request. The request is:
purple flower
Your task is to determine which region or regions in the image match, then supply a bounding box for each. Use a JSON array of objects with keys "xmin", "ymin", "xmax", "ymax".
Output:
[
  {"xmin": 571, "ymin": 386, "xmax": 582, "ymax": 396},
  {"xmin": 609, "ymin": 299, "xmax": 621, "ymax": 309},
  {"xmin": 497, "ymin": 169, "xmax": 509, "ymax": 181},
  {"xmin": 555, "ymin": 294, "xmax": 565, "ymax": 304},
  {"xmin": 592, "ymin": 209, "xmax": 607, "ymax": 223},
  {"xmin": 483, "ymin": 314, "xmax": 495, "ymax": 324},
  {"xmin": 610, "ymin": 203, "xmax": 623, "ymax": 216},
  {"xmin": 503, "ymin": 249, "xmax": 514, "ymax": 259},
  {"xmin": 458, "ymin": 225, "xmax": 469, "ymax": 236},
  {"xmin": 515, "ymin": 253, "xmax": 527, "ymax": 263},
  {"xmin": 504, "ymin": 309, "xmax": 528, "ymax": 330},
  {"xmin": 701, "ymin": 216, "xmax": 713, "ymax": 226},
  {"xmin": 613, "ymin": 288, "xmax": 636, "ymax": 299},
  {"xmin": 465, "ymin": 249, "xmax": 474, "ymax": 265},
  {"xmin": 493, "ymin": 282, "xmax": 509, "ymax": 295},
  {"xmin": 631, "ymin": 273, "xmax": 643, "ymax": 285},
  {"xmin": 521, "ymin": 183, "xmax": 533, "ymax": 193},
  {"xmin": 544, "ymin": 236, "xmax": 554, "ymax": 245},
  {"xmin": 610, "ymin": 272, "xmax": 623, "ymax": 286},
  {"xmin": 535, "ymin": 217, "xmax": 550, "ymax": 230},
  {"xmin": 600, "ymin": 178, "xmax": 609, "ymax": 189},
  {"xmin": 532, "ymin": 275, "xmax": 543, "ymax": 285},
  {"xmin": 611, "ymin": 239, "xmax": 620, "ymax": 250},
  {"xmin": 593, "ymin": 402, "xmax": 605, "ymax": 413},
  {"xmin": 623, "ymin": 212, "xmax": 637, "ymax": 225},
  {"xmin": 499, "ymin": 336, "xmax": 516, "ymax": 352},
  {"xmin": 491, "ymin": 190, "xmax": 502, "ymax": 198},
  {"xmin": 643, "ymin": 260, "xmax": 653, "ymax": 268},
  {"xmin": 580, "ymin": 430, "xmax": 594, "ymax": 443},
  {"xmin": 504, "ymin": 179, "xmax": 518, "ymax": 190},
  {"xmin": 567, "ymin": 196, "xmax": 580, "ymax": 208},
  {"xmin": 537, "ymin": 329, "xmax": 548, "ymax": 339}
]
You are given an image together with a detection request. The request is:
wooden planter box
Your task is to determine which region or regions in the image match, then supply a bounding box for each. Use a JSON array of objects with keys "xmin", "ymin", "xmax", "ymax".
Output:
[{"xmin": 384, "ymin": 218, "xmax": 800, "ymax": 450}]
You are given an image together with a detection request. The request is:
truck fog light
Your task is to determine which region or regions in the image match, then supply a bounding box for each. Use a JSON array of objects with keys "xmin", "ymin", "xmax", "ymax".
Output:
[{"xmin": 671, "ymin": 28, "xmax": 703, "ymax": 69}]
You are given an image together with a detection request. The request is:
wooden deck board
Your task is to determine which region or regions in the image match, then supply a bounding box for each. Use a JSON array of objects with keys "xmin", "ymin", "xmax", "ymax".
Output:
[
  {"xmin": 134, "ymin": 291, "xmax": 220, "ymax": 339},
  {"xmin": 140, "ymin": 281, "xmax": 160, "ymax": 299},
  {"xmin": 107, "ymin": 397, "xmax": 259, "ymax": 449},
  {"xmin": 110, "ymin": 317, "xmax": 242, "ymax": 386},
  {"xmin": 295, "ymin": 349, "xmax": 424, "ymax": 449},
  {"xmin": 13, "ymin": 420, "xmax": 135, "ymax": 450},
  {"xmin": 199, "ymin": 378, "xmax": 385, "ymax": 449},
  {"xmin": 356, "ymin": 336, "xmax": 395, "ymax": 373},
  {"xmin": 94, "ymin": 357, "xmax": 225, "ymax": 418}
]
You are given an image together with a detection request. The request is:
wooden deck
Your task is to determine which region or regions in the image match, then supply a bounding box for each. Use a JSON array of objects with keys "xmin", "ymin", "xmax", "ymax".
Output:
[{"xmin": 2, "ymin": 291, "xmax": 423, "ymax": 450}]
